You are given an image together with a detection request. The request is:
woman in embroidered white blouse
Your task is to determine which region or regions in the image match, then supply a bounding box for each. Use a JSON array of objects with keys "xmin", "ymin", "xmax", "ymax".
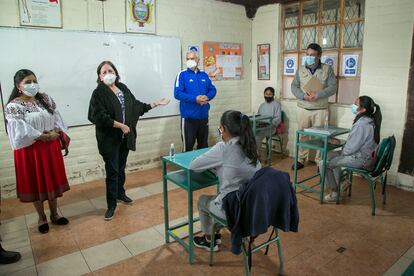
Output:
[{"xmin": 5, "ymin": 69, "xmax": 70, "ymax": 234}]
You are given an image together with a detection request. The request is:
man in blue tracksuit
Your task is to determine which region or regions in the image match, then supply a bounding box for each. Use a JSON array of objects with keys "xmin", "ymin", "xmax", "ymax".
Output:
[{"xmin": 174, "ymin": 51, "xmax": 217, "ymax": 151}]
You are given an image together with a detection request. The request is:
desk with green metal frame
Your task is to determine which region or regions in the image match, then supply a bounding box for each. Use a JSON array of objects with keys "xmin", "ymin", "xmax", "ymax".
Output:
[
  {"xmin": 293, "ymin": 126, "xmax": 350, "ymax": 203},
  {"xmin": 162, "ymin": 148, "xmax": 219, "ymax": 264},
  {"xmin": 249, "ymin": 114, "xmax": 274, "ymax": 165}
]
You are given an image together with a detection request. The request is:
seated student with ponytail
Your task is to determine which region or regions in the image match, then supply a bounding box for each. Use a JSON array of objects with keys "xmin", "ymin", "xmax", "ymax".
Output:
[
  {"xmin": 190, "ymin": 110, "xmax": 261, "ymax": 251},
  {"xmin": 322, "ymin": 96, "xmax": 382, "ymax": 202}
]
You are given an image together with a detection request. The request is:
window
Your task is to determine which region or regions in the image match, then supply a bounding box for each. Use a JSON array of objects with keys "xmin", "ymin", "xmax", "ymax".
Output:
[{"xmin": 281, "ymin": 0, "xmax": 365, "ymax": 104}]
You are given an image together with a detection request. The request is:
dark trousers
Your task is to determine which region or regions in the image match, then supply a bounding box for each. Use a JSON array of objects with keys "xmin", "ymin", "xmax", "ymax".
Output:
[
  {"xmin": 181, "ymin": 118, "xmax": 209, "ymax": 152},
  {"xmin": 103, "ymin": 138, "xmax": 129, "ymax": 209}
]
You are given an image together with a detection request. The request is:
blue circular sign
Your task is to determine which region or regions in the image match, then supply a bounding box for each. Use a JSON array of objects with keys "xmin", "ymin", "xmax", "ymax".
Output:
[
  {"xmin": 287, "ymin": 59, "xmax": 294, "ymax": 68},
  {"xmin": 325, "ymin": 58, "xmax": 334, "ymax": 66},
  {"xmin": 346, "ymin": 57, "xmax": 356, "ymax": 68}
]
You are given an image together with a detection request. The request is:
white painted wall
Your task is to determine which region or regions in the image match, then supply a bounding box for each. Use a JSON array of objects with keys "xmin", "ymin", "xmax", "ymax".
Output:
[
  {"xmin": 0, "ymin": 0, "xmax": 252, "ymax": 197},
  {"xmin": 360, "ymin": 0, "xmax": 414, "ymax": 189}
]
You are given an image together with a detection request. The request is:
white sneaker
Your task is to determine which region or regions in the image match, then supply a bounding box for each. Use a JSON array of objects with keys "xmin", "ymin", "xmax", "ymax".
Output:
[
  {"xmin": 340, "ymin": 180, "xmax": 351, "ymax": 196},
  {"xmin": 324, "ymin": 192, "xmax": 338, "ymax": 202}
]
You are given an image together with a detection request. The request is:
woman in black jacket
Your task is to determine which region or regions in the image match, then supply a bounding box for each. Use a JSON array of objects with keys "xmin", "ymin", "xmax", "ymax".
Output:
[{"xmin": 88, "ymin": 61, "xmax": 169, "ymax": 220}]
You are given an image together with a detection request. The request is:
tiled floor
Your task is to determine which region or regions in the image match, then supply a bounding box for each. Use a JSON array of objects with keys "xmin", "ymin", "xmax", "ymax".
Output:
[{"xmin": 1, "ymin": 157, "xmax": 414, "ymax": 275}]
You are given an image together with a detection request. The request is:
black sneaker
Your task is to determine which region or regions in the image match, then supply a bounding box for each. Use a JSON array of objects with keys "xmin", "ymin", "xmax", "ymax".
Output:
[
  {"xmin": 0, "ymin": 246, "xmax": 21, "ymax": 265},
  {"xmin": 104, "ymin": 207, "xmax": 116, "ymax": 221},
  {"xmin": 193, "ymin": 235, "xmax": 218, "ymax": 252},
  {"xmin": 117, "ymin": 195, "xmax": 133, "ymax": 204},
  {"xmin": 214, "ymin": 233, "xmax": 222, "ymax": 245},
  {"xmin": 291, "ymin": 161, "xmax": 304, "ymax": 171}
]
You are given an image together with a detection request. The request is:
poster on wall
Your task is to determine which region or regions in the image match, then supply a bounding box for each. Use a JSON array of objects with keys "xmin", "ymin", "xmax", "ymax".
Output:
[
  {"xmin": 284, "ymin": 55, "xmax": 297, "ymax": 76},
  {"xmin": 342, "ymin": 54, "xmax": 359, "ymax": 77},
  {"xmin": 257, "ymin": 44, "xmax": 270, "ymax": 80},
  {"xmin": 126, "ymin": 0, "xmax": 156, "ymax": 34},
  {"xmin": 187, "ymin": 46, "xmax": 200, "ymax": 58},
  {"xmin": 203, "ymin": 42, "xmax": 243, "ymax": 81},
  {"xmin": 18, "ymin": 0, "xmax": 62, "ymax": 28},
  {"xmin": 321, "ymin": 55, "xmax": 337, "ymax": 68}
]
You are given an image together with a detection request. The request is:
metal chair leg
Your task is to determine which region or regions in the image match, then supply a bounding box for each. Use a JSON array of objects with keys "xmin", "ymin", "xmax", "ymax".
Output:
[
  {"xmin": 368, "ymin": 178, "xmax": 376, "ymax": 216},
  {"xmin": 242, "ymin": 242, "xmax": 251, "ymax": 276},
  {"xmin": 348, "ymin": 171, "xmax": 353, "ymax": 197},
  {"xmin": 209, "ymin": 219, "xmax": 215, "ymax": 266},
  {"xmin": 275, "ymin": 229, "xmax": 284, "ymax": 275},
  {"xmin": 381, "ymin": 174, "xmax": 387, "ymax": 205},
  {"xmin": 279, "ymin": 136, "xmax": 284, "ymax": 157}
]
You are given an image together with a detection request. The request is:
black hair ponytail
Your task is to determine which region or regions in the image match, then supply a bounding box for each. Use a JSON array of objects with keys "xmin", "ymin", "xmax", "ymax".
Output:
[
  {"xmin": 354, "ymin": 96, "xmax": 382, "ymax": 144},
  {"xmin": 372, "ymin": 103, "xmax": 382, "ymax": 144},
  {"xmin": 220, "ymin": 110, "xmax": 258, "ymax": 165}
]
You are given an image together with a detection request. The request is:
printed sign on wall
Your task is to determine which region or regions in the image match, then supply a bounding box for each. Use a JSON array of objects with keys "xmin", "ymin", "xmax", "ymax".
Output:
[
  {"xmin": 203, "ymin": 42, "xmax": 243, "ymax": 81},
  {"xmin": 284, "ymin": 55, "xmax": 297, "ymax": 76},
  {"xmin": 19, "ymin": 0, "xmax": 62, "ymax": 28},
  {"xmin": 342, "ymin": 54, "xmax": 359, "ymax": 77},
  {"xmin": 126, "ymin": 0, "xmax": 156, "ymax": 34}
]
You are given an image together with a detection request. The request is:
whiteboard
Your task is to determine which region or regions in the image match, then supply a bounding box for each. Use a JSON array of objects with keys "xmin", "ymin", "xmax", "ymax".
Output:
[{"xmin": 0, "ymin": 27, "xmax": 181, "ymax": 126}]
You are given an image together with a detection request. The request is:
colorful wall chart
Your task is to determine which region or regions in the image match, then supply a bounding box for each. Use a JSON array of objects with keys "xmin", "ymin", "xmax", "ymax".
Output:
[
  {"xmin": 203, "ymin": 42, "xmax": 243, "ymax": 81},
  {"xmin": 257, "ymin": 44, "xmax": 270, "ymax": 80}
]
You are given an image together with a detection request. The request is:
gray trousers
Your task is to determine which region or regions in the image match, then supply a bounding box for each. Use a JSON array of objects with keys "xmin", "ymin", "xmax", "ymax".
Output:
[
  {"xmin": 255, "ymin": 129, "xmax": 269, "ymax": 151},
  {"xmin": 320, "ymin": 150, "xmax": 365, "ymax": 191},
  {"xmin": 198, "ymin": 195, "xmax": 226, "ymax": 234}
]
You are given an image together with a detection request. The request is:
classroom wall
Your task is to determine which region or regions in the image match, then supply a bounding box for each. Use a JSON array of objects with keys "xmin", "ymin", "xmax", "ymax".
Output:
[
  {"xmin": 1, "ymin": 0, "xmax": 413, "ymax": 198},
  {"xmin": 0, "ymin": 0, "xmax": 252, "ymax": 198},
  {"xmin": 251, "ymin": 0, "xmax": 414, "ymax": 189},
  {"xmin": 360, "ymin": 0, "xmax": 414, "ymax": 190}
]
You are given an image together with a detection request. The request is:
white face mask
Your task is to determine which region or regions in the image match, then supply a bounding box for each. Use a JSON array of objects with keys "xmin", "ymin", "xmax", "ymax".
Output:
[
  {"xmin": 22, "ymin": 83, "xmax": 40, "ymax": 97},
  {"xmin": 103, "ymin": 73, "xmax": 117, "ymax": 85},
  {"xmin": 186, "ymin": 59, "xmax": 197, "ymax": 69}
]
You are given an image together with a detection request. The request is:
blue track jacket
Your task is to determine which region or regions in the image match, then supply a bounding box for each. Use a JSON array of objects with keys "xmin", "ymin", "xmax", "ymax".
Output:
[{"xmin": 174, "ymin": 68, "xmax": 217, "ymax": 119}]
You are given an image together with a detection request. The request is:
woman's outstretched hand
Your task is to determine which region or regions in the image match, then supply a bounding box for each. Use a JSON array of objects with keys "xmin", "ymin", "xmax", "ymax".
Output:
[{"xmin": 152, "ymin": 98, "xmax": 170, "ymax": 108}]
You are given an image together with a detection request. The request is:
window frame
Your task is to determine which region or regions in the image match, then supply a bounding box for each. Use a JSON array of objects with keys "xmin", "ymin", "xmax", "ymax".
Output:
[{"xmin": 281, "ymin": 0, "xmax": 365, "ymax": 104}]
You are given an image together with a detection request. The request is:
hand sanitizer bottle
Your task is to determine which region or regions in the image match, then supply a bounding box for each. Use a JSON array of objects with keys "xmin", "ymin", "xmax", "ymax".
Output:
[{"xmin": 169, "ymin": 143, "xmax": 175, "ymax": 159}]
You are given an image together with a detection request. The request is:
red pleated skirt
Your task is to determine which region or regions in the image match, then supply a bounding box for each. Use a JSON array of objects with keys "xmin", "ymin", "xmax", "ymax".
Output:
[{"xmin": 13, "ymin": 139, "xmax": 70, "ymax": 202}]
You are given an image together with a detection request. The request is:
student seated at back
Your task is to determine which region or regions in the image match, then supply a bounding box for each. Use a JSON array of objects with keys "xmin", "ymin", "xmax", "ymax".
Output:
[
  {"xmin": 190, "ymin": 110, "xmax": 261, "ymax": 251},
  {"xmin": 255, "ymin": 87, "xmax": 282, "ymax": 153},
  {"xmin": 322, "ymin": 96, "xmax": 382, "ymax": 202}
]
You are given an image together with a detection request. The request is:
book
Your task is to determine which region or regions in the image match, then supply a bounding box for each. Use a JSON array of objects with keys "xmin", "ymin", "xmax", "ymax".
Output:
[{"xmin": 303, "ymin": 76, "xmax": 323, "ymax": 94}]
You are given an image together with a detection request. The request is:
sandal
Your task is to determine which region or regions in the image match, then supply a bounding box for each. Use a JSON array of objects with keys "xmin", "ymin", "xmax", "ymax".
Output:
[
  {"xmin": 50, "ymin": 216, "xmax": 69, "ymax": 225},
  {"xmin": 38, "ymin": 219, "xmax": 49, "ymax": 234}
]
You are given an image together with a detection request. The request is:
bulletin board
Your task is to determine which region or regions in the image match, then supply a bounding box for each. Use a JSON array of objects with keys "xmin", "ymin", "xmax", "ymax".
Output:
[{"xmin": 202, "ymin": 42, "xmax": 243, "ymax": 81}]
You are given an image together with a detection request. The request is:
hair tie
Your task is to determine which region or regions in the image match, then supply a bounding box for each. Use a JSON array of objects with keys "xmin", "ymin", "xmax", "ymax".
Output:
[{"xmin": 240, "ymin": 112, "xmax": 244, "ymax": 122}]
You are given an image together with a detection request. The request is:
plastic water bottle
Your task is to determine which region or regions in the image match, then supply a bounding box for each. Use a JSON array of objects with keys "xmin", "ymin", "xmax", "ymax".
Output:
[{"xmin": 169, "ymin": 143, "xmax": 175, "ymax": 159}]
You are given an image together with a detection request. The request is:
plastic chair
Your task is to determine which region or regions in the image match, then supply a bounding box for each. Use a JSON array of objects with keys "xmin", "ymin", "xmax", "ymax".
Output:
[
  {"xmin": 208, "ymin": 212, "xmax": 283, "ymax": 276},
  {"xmin": 336, "ymin": 135, "xmax": 396, "ymax": 215}
]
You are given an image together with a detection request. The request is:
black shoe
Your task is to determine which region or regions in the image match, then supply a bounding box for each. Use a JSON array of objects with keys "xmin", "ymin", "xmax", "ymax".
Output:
[
  {"xmin": 0, "ymin": 246, "xmax": 21, "ymax": 265},
  {"xmin": 50, "ymin": 216, "xmax": 69, "ymax": 225},
  {"xmin": 38, "ymin": 223, "xmax": 49, "ymax": 234},
  {"xmin": 104, "ymin": 208, "xmax": 116, "ymax": 221},
  {"xmin": 214, "ymin": 233, "xmax": 222, "ymax": 245},
  {"xmin": 193, "ymin": 235, "xmax": 218, "ymax": 252},
  {"xmin": 291, "ymin": 161, "xmax": 304, "ymax": 171},
  {"xmin": 117, "ymin": 195, "xmax": 133, "ymax": 204}
]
